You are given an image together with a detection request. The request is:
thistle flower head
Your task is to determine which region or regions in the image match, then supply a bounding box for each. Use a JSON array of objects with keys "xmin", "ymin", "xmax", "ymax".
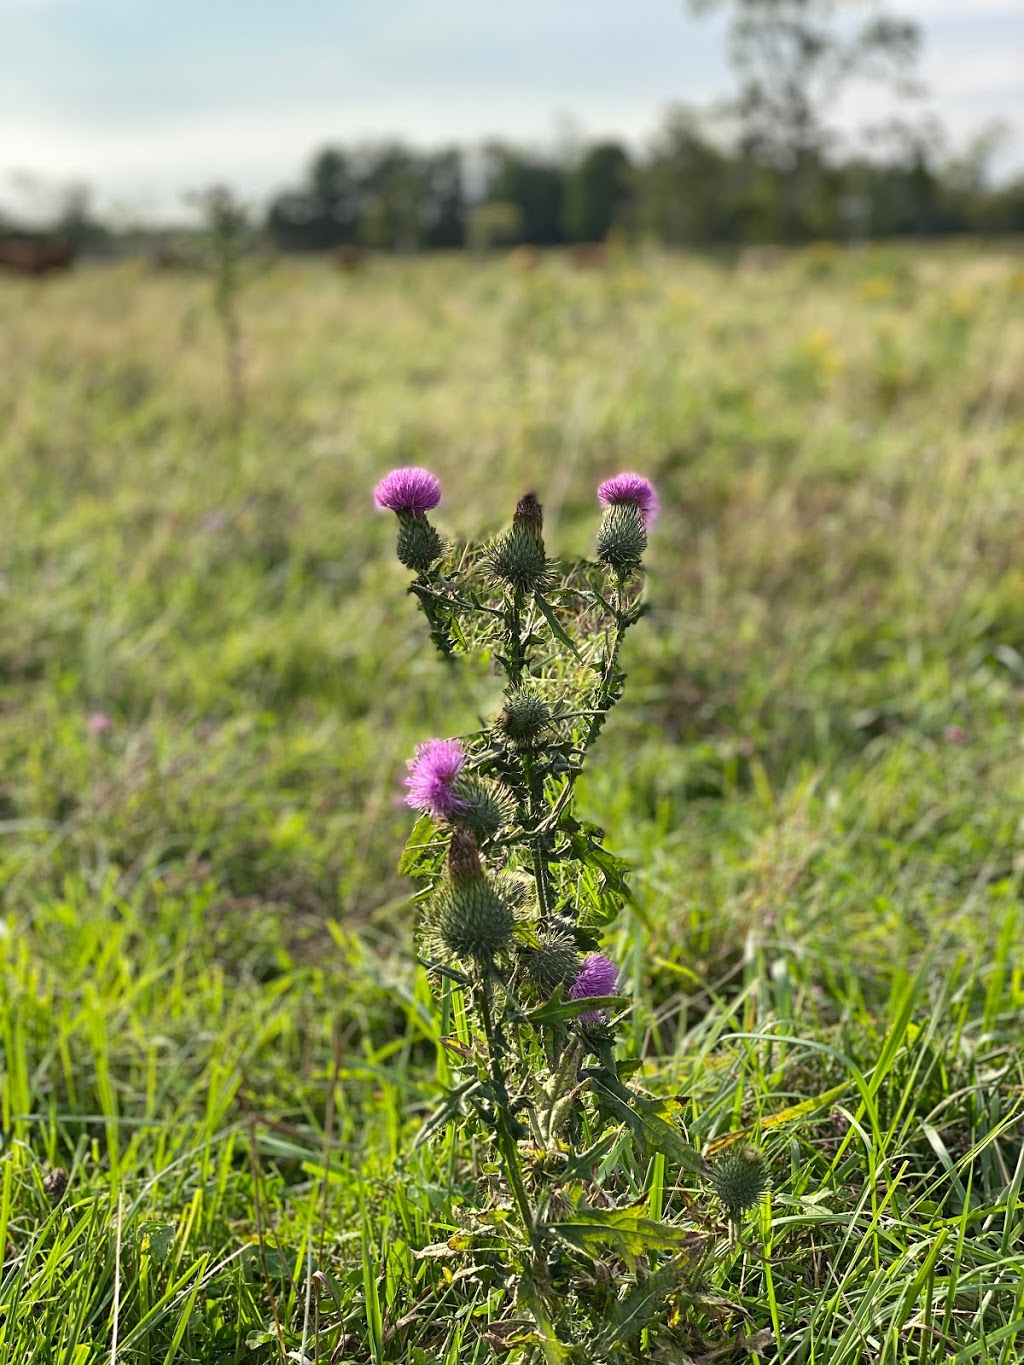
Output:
[
  {"xmin": 404, "ymin": 738, "xmax": 466, "ymax": 818},
  {"xmin": 597, "ymin": 472, "xmax": 659, "ymax": 530},
  {"xmin": 569, "ymin": 952, "xmax": 620, "ymax": 1025},
  {"xmin": 374, "ymin": 466, "xmax": 441, "ymax": 515}
]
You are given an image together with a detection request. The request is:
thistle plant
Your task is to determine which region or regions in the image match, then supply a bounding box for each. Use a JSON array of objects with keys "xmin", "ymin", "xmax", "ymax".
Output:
[
  {"xmin": 376, "ymin": 468, "xmax": 765, "ymax": 1360},
  {"xmin": 192, "ymin": 184, "xmax": 248, "ymax": 433}
]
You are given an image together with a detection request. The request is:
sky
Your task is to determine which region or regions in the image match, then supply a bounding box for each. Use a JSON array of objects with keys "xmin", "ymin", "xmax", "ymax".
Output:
[{"xmin": 1, "ymin": 0, "xmax": 1022, "ymax": 223}]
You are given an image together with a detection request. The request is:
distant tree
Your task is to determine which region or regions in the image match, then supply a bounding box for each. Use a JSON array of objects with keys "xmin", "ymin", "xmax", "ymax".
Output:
[
  {"xmin": 418, "ymin": 149, "xmax": 466, "ymax": 249},
  {"xmin": 562, "ymin": 142, "xmax": 632, "ymax": 242},
  {"xmin": 467, "ymin": 201, "xmax": 524, "ymax": 252},
  {"xmin": 266, "ymin": 146, "xmax": 358, "ymax": 251},
  {"xmin": 357, "ymin": 144, "xmax": 425, "ymax": 252},
  {"xmin": 309, "ymin": 147, "xmax": 359, "ymax": 241},
  {"xmin": 691, "ymin": 0, "xmax": 921, "ymax": 238},
  {"xmin": 637, "ymin": 109, "xmax": 732, "ymax": 245},
  {"xmin": 484, "ymin": 148, "xmax": 566, "ymax": 245}
]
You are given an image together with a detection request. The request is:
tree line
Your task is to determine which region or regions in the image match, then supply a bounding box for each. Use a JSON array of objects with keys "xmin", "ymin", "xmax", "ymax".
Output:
[
  {"xmin": 265, "ymin": 117, "xmax": 1024, "ymax": 255},
  {"xmin": 267, "ymin": 0, "xmax": 1022, "ymax": 252}
]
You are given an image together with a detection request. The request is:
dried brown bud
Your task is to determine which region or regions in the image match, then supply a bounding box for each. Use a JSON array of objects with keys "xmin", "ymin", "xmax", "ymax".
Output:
[
  {"xmin": 514, "ymin": 492, "xmax": 544, "ymax": 535},
  {"xmin": 43, "ymin": 1167, "xmax": 69, "ymax": 1202},
  {"xmin": 447, "ymin": 828, "xmax": 483, "ymax": 883}
]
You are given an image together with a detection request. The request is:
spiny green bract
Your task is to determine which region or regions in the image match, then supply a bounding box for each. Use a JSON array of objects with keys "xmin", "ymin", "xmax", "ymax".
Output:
[
  {"xmin": 497, "ymin": 690, "xmax": 553, "ymax": 749},
  {"xmin": 518, "ymin": 930, "xmax": 581, "ymax": 994},
  {"xmin": 596, "ymin": 501, "xmax": 647, "ymax": 573},
  {"xmin": 396, "ymin": 511, "xmax": 444, "ymax": 572},
  {"xmin": 432, "ymin": 875, "xmax": 516, "ymax": 962},
  {"xmin": 449, "ymin": 774, "xmax": 517, "ymax": 839},
  {"xmin": 488, "ymin": 522, "xmax": 549, "ymax": 593},
  {"xmin": 711, "ymin": 1143, "xmax": 767, "ymax": 1221}
]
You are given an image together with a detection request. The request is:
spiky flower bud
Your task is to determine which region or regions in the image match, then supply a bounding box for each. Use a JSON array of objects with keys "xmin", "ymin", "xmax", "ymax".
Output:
[
  {"xmin": 489, "ymin": 494, "xmax": 548, "ymax": 593},
  {"xmin": 497, "ymin": 690, "xmax": 552, "ymax": 750},
  {"xmin": 447, "ymin": 827, "xmax": 482, "ymax": 882},
  {"xmin": 395, "ymin": 510, "xmax": 443, "ymax": 572},
  {"xmin": 519, "ymin": 930, "xmax": 581, "ymax": 994},
  {"xmin": 489, "ymin": 524, "xmax": 548, "ymax": 594},
  {"xmin": 596, "ymin": 501, "xmax": 647, "ymax": 574},
  {"xmin": 711, "ymin": 1143, "xmax": 766, "ymax": 1222},
  {"xmin": 435, "ymin": 832, "xmax": 515, "ymax": 962},
  {"xmin": 449, "ymin": 775, "xmax": 516, "ymax": 840}
]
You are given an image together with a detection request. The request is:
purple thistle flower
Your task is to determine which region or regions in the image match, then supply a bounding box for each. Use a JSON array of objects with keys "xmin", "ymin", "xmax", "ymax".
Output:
[
  {"xmin": 374, "ymin": 467, "xmax": 442, "ymax": 515},
  {"xmin": 569, "ymin": 952, "xmax": 620, "ymax": 1025},
  {"xmin": 597, "ymin": 472, "xmax": 659, "ymax": 530},
  {"xmin": 404, "ymin": 738, "xmax": 466, "ymax": 818}
]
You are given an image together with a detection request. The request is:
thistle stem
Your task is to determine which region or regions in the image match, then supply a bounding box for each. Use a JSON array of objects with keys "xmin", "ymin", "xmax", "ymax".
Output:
[
  {"xmin": 479, "ymin": 972, "xmax": 535, "ymax": 1240},
  {"xmin": 524, "ymin": 753, "xmax": 554, "ymax": 920}
]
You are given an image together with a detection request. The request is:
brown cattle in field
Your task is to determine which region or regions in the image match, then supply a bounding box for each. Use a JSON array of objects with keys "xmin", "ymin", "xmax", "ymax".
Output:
[
  {"xmin": 332, "ymin": 245, "xmax": 365, "ymax": 272},
  {"xmin": 0, "ymin": 238, "xmax": 75, "ymax": 276},
  {"xmin": 570, "ymin": 242, "xmax": 607, "ymax": 270}
]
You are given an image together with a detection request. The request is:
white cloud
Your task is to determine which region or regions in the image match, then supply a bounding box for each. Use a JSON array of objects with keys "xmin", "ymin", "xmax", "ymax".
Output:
[{"xmin": 901, "ymin": 0, "xmax": 1023, "ymax": 16}]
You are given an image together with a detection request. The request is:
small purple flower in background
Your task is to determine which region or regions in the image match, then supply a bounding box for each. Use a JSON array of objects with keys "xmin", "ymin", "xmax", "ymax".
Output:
[
  {"xmin": 374, "ymin": 467, "xmax": 442, "ymax": 515},
  {"xmin": 597, "ymin": 472, "xmax": 659, "ymax": 530},
  {"xmin": 569, "ymin": 952, "xmax": 620, "ymax": 1025},
  {"xmin": 405, "ymin": 738, "xmax": 466, "ymax": 818},
  {"xmin": 87, "ymin": 711, "xmax": 113, "ymax": 736}
]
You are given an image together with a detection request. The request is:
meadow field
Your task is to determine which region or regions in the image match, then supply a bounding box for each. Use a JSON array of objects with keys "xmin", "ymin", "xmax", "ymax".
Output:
[{"xmin": 1, "ymin": 241, "xmax": 1023, "ymax": 1362}]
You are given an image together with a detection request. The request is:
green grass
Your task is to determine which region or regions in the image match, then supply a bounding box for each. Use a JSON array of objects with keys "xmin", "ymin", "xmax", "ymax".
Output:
[{"xmin": 1, "ymin": 241, "xmax": 1023, "ymax": 1361}]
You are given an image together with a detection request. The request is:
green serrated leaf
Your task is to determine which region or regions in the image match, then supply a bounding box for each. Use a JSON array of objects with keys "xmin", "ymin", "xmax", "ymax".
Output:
[
  {"xmin": 599, "ymin": 1258, "xmax": 691, "ymax": 1349},
  {"xmin": 533, "ymin": 592, "xmax": 584, "ymax": 661},
  {"xmin": 518, "ymin": 994, "xmax": 628, "ymax": 1026},
  {"xmin": 398, "ymin": 813, "xmax": 443, "ymax": 877},
  {"xmin": 543, "ymin": 1205, "xmax": 701, "ymax": 1257},
  {"xmin": 413, "ymin": 1078, "xmax": 483, "ymax": 1148},
  {"xmin": 590, "ymin": 1076, "xmax": 706, "ymax": 1175}
]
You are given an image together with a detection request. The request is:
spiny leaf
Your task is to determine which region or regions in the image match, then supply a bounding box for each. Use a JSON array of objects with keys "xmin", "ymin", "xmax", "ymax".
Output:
[{"xmin": 543, "ymin": 1204, "xmax": 703, "ymax": 1257}]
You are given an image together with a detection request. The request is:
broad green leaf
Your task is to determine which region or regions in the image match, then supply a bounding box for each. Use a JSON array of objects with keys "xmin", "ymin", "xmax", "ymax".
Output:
[
  {"xmin": 598, "ymin": 1258, "xmax": 693, "ymax": 1349},
  {"xmin": 543, "ymin": 1204, "xmax": 702, "ymax": 1257},
  {"xmin": 398, "ymin": 813, "xmax": 443, "ymax": 877},
  {"xmin": 591, "ymin": 1077, "xmax": 706, "ymax": 1175}
]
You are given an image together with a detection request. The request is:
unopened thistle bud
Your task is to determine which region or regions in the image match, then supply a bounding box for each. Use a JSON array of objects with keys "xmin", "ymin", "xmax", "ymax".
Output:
[
  {"xmin": 596, "ymin": 501, "xmax": 647, "ymax": 573},
  {"xmin": 711, "ymin": 1143, "xmax": 766, "ymax": 1222},
  {"xmin": 497, "ymin": 689, "xmax": 552, "ymax": 750},
  {"xmin": 488, "ymin": 492, "xmax": 548, "ymax": 593},
  {"xmin": 519, "ymin": 930, "xmax": 581, "ymax": 994},
  {"xmin": 448, "ymin": 774, "xmax": 517, "ymax": 840},
  {"xmin": 435, "ymin": 830, "xmax": 515, "ymax": 962}
]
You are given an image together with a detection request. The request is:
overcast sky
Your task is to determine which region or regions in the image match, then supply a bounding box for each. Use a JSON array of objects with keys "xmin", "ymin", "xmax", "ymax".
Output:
[{"xmin": 2, "ymin": 0, "xmax": 1022, "ymax": 222}]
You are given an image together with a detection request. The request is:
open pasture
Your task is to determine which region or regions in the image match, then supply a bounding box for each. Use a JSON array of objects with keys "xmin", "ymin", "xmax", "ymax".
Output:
[{"xmin": 1, "ymin": 243, "xmax": 1024, "ymax": 1361}]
